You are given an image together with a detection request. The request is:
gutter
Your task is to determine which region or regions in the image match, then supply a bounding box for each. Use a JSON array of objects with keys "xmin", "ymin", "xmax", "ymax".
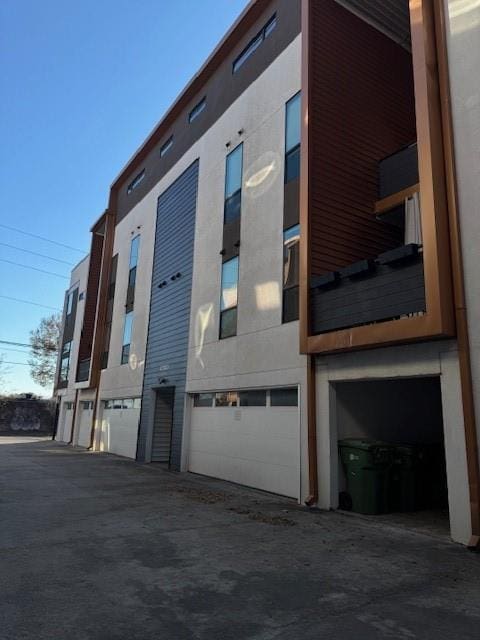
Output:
[{"xmin": 433, "ymin": 1, "xmax": 480, "ymax": 548}]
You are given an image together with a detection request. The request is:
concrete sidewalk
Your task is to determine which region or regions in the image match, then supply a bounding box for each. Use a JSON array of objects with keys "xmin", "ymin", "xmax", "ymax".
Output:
[{"xmin": 0, "ymin": 436, "xmax": 479, "ymax": 639}]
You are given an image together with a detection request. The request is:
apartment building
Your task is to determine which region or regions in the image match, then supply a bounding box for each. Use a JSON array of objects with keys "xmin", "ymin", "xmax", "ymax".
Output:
[{"xmin": 54, "ymin": 0, "xmax": 480, "ymax": 546}]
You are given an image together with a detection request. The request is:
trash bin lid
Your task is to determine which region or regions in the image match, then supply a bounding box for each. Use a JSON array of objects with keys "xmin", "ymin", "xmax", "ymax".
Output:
[{"xmin": 338, "ymin": 438, "xmax": 390, "ymax": 451}]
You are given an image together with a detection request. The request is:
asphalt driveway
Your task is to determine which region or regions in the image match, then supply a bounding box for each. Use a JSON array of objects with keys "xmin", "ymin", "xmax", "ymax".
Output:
[{"xmin": 0, "ymin": 436, "xmax": 479, "ymax": 640}]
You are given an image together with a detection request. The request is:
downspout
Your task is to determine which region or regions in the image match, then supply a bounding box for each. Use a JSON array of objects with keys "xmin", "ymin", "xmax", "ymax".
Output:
[
  {"xmin": 305, "ymin": 355, "xmax": 318, "ymax": 506},
  {"xmin": 433, "ymin": 1, "xmax": 480, "ymax": 548},
  {"xmin": 68, "ymin": 389, "xmax": 79, "ymax": 445}
]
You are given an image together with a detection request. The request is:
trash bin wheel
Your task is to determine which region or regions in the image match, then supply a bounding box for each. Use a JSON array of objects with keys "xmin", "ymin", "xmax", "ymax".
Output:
[{"xmin": 339, "ymin": 491, "xmax": 353, "ymax": 511}]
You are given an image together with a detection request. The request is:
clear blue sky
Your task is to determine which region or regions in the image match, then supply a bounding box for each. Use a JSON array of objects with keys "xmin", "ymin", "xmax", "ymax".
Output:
[{"xmin": 0, "ymin": 0, "xmax": 248, "ymax": 396}]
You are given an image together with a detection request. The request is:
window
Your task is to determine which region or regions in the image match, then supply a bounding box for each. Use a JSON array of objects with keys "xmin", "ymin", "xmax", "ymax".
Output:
[
  {"xmin": 66, "ymin": 291, "xmax": 74, "ymax": 315},
  {"xmin": 127, "ymin": 169, "xmax": 145, "ymax": 194},
  {"xmin": 215, "ymin": 391, "xmax": 238, "ymax": 407},
  {"xmin": 232, "ymin": 14, "xmax": 277, "ymax": 74},
  {"xmin": 125, "ymin": 236, "xmax": 140, "ymax": 313},
  {"xmin": 121, "ymin": 311, "xmax": 133, "ymax": 365},
  {"xmin": 188, "ymin": 97, "xmax": 206, "ymax": 123},
  {"xmin": 193, "ymin": 393, "xmax": 214, "ymax": 408},
  {"xmin": 285, "ymin": 92, "xmax": 301, "ymax": 183},
  {"xmin": 81, "ymin": 401, "xmax": 93, "ymax": 411},
  {"xmin": 239, "ymin": 389, "xmax": 267, "ymax": 407},
  {"xmin": 103, "ymin": 398, "xmax": 139, "ymax": 409},
  {"xmin": 224, "ymin": 144, "xmax": 243, "ymax": 224},
  {"xmin": 65, "ymin": 402, "xmax": 73, "ymax": 410},
  {"xmin": 160, "ymin": 136, "xmax": 173, "ymax": 157},
  {"xmin": 283, "ymin": 224, "xmax": 300, "ymax": 322},
  {"xmin": 270, "ymin": 387, "xmax": 298, "ymax": 407},
  {"xmin": 60, "ymin": 341, "xmax": 72, "ymax": 382},
  {"xmin": 79, "ymin": 292, "xmax": 84, "ymax": 301},
  {"xmin": 220, "ymin": 257, "xmax": 239, "ymax": 339}
]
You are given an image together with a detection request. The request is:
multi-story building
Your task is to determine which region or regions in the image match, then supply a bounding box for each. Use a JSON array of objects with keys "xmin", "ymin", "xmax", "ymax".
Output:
[{"xmin": 54, "ymin": 0, "xmax": 480, "ymax": 547}]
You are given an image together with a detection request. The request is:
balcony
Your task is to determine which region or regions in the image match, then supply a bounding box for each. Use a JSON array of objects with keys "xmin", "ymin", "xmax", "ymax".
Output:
[
  {"xmin": 310, "ymin": 143, "xmax": 425, "ymax": 336},
  {"xmin": 76, "ymin": 358, "xmax": 91, "ymax": 383}
]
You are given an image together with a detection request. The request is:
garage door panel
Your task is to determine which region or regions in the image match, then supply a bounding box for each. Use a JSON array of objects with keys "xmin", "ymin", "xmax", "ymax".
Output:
[
  {"xmin": 189, "ymin": 403, "xmax": 299, "ymax": 499},
  {"xmin": 77, "ymin": 410, "xmax": 92, "ymax": 447},
  {"xmin": 189, "ymin": 450, "xmax": 298, "ymax": 498},
  {"xmin": 191, "ymin": 408, "xmax": 298, "ymax": 439},
  {"xmin": 189, "ymin": 429, "xmax": 297, "ymax": 468},
  {"xmin": 100, "ymin": 409, "xmax": 139, "ymax": 459}
]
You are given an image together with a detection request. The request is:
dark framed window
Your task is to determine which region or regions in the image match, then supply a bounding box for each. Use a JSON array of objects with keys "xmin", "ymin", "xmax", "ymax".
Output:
[
  {"xmin": 60, "ymin": 341, "xmax": 72, "ymax": 382},
  {"xmin": 127, "ymin": 169, "xmax": 145, "ymax": 194},
  {"xmin": 160, "ymin": 136, "xmax": 173, "ymax": 157},
  {"xmin": 285, "ymin": 92, "xmax": 301, "ymax": 184},
  {"xmin": 121, "ymin": 311, "xmax": 133, "ymax": 365},
  {"xmin": 270, "ymin": 387, "xmax": 298, "ymax": 407},
  {"xmin": 224, "ymin": 143, "xmax": 243, "ymax": 224},
  {"xmin": 232, "ymin": 14, "xmax": 277, "ymax": 74},
  {"xmin": 193, "ymin": 393, "xmax": 214, "ymax": 408},
  {"xmin": 239, "ymin": 389, "xmax": 267, "ymax": 407},
  {"xmin": 282, "ymin": 224, "xmax": 300, "ymax": 322},
  {"xmin": 66, "ymin": 291, "xmax": 74, "ymax": 316},
  {"xmin": 215, "ymin": 391, "xmax": 238, "ymax": 407},
  {"xmin": 220, "ymin": 257, "xmax": 239, "ymax": 339},
  {"xmin": 189, "ymin": 97, "xmax": 206, "ymax": 123},
  {"xmin": 126, "ymin": 236, "xmax": 140, "ymax": 315}
]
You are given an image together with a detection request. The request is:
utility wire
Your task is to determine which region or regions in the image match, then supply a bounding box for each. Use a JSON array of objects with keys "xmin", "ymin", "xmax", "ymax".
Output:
[
  {"xmin": 0, "ymin": 346, "xmax": 32, "ymax": 354},
  {"xmin": 0, "ymin": 360, "xmax": 31, "ymax": 366},
  {"xmin": 0, "ymin": 295, "xmax": 62, "ymax": 311},
  {"xmin": 0, "ymin": 242, "xmax": 76, "ymax": 266},
  {"xmin": 0, "ymin": 258, "xmax": 69, "ymax": 279},
  {"xmin": 0, "ymin": 339, "xmax": 31, "ymax": 348},
  {"xmin": 0, "ymin": 223, "xmax": 87, "ymax": 254}
]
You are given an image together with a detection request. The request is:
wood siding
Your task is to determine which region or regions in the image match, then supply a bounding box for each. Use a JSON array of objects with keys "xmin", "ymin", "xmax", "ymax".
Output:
[
  {"xmin": 77, "ymin": 233, "xmax": 103, "ymax": 373},
  {"xmin": 308, "ymin": 0, "xmax": 417, "ymax": 276}
]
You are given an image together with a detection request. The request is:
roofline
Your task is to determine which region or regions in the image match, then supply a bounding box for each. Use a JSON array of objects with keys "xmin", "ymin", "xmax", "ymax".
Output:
[{"xmin": 109, "ymin": 0, "xmax": 271, "ymax": 194}]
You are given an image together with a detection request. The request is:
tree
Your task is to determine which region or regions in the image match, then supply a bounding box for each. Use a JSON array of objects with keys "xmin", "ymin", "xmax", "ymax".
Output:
[{"xmin": 29, "ymin": 314, "xmax": 62, "ymax": 388}]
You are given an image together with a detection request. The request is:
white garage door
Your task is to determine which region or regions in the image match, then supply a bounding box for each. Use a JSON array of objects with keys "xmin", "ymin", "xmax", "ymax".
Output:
[
  {"xmin": 56, "ymin": 401, "xmax": 74, "ymax": 442},
  {"xmin": 77, "ymin": 401, "xmax": 94, "ymax": 447},
  {"xmin": 188, "ymin": 388, "xmax": 299, "ymax": 499},
  {"xmin": 99, "ymin": 398, "xmax": 141, "ymax": 459}
]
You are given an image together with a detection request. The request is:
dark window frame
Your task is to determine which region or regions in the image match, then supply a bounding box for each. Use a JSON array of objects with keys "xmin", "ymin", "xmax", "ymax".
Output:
[
  {"xmin": 188, "ymin": 97, "xmax": 206, "ymax": 123},
  {"xmin": 232, "ymin": 14, "xmax": 277, "ymax": 74},
  {"xmin": 127, "ymin": 169, "xmax": 145, "ymax": 195},
  {"xmin": 160, "ymin": 136, "xmax": 173, "ymax": 157},
  {"xmin": 219, "ymin": 256, "xmax": 239, "ymax": 340}
]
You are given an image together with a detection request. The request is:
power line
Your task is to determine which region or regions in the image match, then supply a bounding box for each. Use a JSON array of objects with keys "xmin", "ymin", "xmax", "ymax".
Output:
[
  {"xmin": 0, "ymin": 242, "xmax": 76, "ymax": 266},
  {"xmin": 0, "ymin": 346, "xmax": 31, "ymax": 354},
  {"xmin": 0, "ymin": 258, "xmax": 69, "ymax": 279},
  {"xmin": 0, "ymin": 223, "xmax": 87, "ymax": 254},
  {"xmin": 0, "ymin": 360, "xmax": 31, "ymax": 366},
  {"xmin": 0, "ymin": 339, "xmax": 30, "ymax": 348},
  {"xmin": 0, "ymin": 295, "xmax": 62, "ymax": 311}
]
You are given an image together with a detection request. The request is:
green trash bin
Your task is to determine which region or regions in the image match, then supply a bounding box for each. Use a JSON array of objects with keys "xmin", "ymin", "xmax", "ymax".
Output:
[
  {"xmin": 338, "ymin": 439, "xmax": 392, "ymax": 515},
  {"xmin": 390, "ymin": 444, "xmax": 422, "ymax": 512}
]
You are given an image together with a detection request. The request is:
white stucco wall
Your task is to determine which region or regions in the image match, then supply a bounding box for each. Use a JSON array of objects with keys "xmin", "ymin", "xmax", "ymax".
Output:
[
  {"xmin": 183, "ymin": 35, "xmax": 308, "ymax": 499},
  {"xmin": 315, "ymin": 340, "xmax": 472, "ymax": 545},
  {"xmin": 443, "ymin": 0, "xmax": 480, "ymax": 459},
  {"xmin": 55, "ymin": 256, "xmax": 89, "ymax": 443}
]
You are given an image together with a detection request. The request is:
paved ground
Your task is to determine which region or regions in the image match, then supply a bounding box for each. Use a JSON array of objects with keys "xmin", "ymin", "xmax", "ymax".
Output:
[{"xmin": 1, "ymin": 436, "xmax": 479, "ymax": 640}]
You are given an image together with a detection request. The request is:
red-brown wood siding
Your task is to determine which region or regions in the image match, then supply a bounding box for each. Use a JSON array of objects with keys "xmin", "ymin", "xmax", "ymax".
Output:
[
  {"xmin": 308, "ymin": 0, "xmax": 417, "ymax": 275},
  {"xmin": 77, "ymin": 233, "xmax": 103, "ymax": 362}
]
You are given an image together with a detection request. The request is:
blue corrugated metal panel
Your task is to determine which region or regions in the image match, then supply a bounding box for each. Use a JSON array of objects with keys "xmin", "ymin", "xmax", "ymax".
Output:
[{"xmin": 136, "ymin": 160, "xmax": 199, "ymax": 467}]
